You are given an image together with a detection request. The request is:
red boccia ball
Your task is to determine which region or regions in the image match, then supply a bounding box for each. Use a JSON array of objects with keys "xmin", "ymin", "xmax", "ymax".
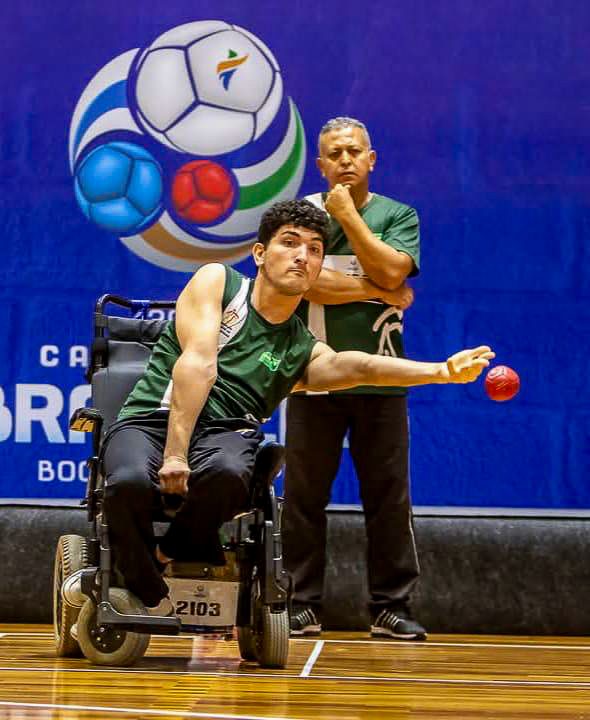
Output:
[
  {"xmin": 485, "ymin": 365, "xmax": 520, "ymax": 402},
  {"xmin": 171, "ymin": 160, "xmax": 235, "ymax": 224}
]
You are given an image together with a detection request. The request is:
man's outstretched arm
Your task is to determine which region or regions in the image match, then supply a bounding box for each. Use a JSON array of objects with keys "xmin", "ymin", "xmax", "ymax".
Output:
[
  {"xmin": 293, "ymin": 343, "xmax": 495, "ymax": 393},
  {"xmin": 159, "ymin": 263, "xmax": 225, "ymax": 494}
]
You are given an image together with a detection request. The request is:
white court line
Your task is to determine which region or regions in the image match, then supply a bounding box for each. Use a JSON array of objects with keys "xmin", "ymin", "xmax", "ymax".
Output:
[
  {"xmin": 0, "ymin": 666, "xmax": 589, "ymax": 688},
  {"xmin": 6, "ymin": 632, "xmax": 590, "ymax": 652},
  {"xmin": 292, "ymin": 638, "xmax": 590, "ymax": 651},
  {"xmin": 0, "ymin": 632, "xmax": 193, "ymax": 639},
  {"xmin": 309, "ymin": 674, "xmax": 590, "ymax": 688},
  {"xmin": 0, "ymin": 665, "xmax": 299, "ymax": 679},
  {"xmin": 300, "ymin": 640, "xmax": 324, "ymax": 677},
  {"xmin": 0, "ymin": 701, "xmax": 303, "ymax": 720},
  {"xmin": 0, "ymin": 632, "xmax": 58, "ymax": 638}
]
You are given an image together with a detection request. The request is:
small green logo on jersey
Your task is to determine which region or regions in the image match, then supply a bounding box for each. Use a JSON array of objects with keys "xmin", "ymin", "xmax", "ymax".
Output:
[{"xmin": 258, "ymin": 350, "xmax": 281, "ymax": 372}]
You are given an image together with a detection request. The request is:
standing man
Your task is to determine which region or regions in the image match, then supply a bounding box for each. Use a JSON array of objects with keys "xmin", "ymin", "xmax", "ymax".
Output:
[{"xmin": 283, "ymin": 117, "xmax": 425, "ymax": 640}]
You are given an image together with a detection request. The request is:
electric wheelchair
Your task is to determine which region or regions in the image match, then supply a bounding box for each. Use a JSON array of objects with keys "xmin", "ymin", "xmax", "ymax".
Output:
[{"xmin": 53, "ymin": 295, "xmax": 290, "ymax": 667}]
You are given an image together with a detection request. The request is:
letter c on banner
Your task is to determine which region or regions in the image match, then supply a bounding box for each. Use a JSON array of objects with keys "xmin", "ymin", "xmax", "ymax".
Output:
[{"xmin": 40, "ymin": 345, "xmax": 59, "ymax": 367}]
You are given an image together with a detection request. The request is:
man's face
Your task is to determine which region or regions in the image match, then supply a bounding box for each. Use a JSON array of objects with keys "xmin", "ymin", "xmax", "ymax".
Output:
[
  {"xmin": 255, "ymin": 224, "xmax": 324, "ymax": 296},
  {"xmin": 317, "ymin": 127, "xmax": 376, "ymax": 189}
]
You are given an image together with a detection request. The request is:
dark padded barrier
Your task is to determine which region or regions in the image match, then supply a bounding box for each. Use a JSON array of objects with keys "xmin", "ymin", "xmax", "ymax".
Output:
[
  {"xmin": 2, "ymin": 503, "xmax": 589, "ymax": 634},
  {"xmin": 324, "ymin": 511, "xmax": 590, "ymax": 634},
  {"xmin": 0, "ymin": 504, "xmax": 89, "ymax": 622}
]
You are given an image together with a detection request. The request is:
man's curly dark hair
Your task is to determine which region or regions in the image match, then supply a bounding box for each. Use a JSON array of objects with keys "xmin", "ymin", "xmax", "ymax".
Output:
[{"xmin": 257, "ymin": 199, "xmax": 329, "ymax": 248}]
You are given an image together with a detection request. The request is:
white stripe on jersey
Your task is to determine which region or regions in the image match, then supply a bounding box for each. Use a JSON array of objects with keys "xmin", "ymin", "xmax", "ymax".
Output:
[{"xmin": 218, "ymin": 277, "xmax": 250, "ymax": 351}]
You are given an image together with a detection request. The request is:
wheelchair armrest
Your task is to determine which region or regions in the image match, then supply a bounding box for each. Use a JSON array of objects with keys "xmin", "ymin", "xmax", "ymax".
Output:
[
  {"xmin": 251, "ymin": 442, "xmax": 285, "ymax": 488},
  {"xmin": 70, "ymin": 407, "xmax": 104, "ymax": 433}
]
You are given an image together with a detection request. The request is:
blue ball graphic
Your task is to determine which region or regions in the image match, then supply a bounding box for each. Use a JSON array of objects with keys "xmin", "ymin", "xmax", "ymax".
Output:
[{"xmin": 74, "ymin": 142, "xmax": 163, "ymax": 235}]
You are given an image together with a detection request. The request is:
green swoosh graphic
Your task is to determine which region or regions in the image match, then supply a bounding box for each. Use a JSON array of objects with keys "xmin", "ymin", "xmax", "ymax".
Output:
[{"xmin": 237, "ymin": 104, "xmax": 304, "ymax": 210}]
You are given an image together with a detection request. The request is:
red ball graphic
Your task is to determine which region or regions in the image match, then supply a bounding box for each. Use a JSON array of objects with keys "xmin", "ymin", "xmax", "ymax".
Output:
[
  {"xmin": 485, "ymin": 365, "xmax": 520, "ymax": 402},
  {"xmin": 171, "ymin": 160, "xmax": 235, "ymax": 224}
]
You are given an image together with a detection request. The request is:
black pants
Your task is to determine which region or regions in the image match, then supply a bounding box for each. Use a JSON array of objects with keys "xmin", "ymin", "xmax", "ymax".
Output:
[
  {"xmin": 282, "ymin": 395, "xmax": 419, "ymax": 618},
  {"xmin": 101, "ymin": 414, "xmax": 263, "ymax": 607}
]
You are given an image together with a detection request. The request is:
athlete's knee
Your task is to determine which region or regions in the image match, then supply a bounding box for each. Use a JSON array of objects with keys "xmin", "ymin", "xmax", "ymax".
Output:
[
  {"xmin": 104, "ymin": 465, "xmax": 152, "ymax": 505},
  {"xmin": 216, "ymin": 452, "xmax": 253, "ymax": 487},
  {"xmin": 192, "ymin": 455, "xmax": 251, "ymax": 510}
]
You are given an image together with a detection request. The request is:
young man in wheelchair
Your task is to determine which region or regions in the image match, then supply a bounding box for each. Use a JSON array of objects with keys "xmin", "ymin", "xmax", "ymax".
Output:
[{"xmin": 64, "ymin": 198, "xmax": 493, "ymax": 637}]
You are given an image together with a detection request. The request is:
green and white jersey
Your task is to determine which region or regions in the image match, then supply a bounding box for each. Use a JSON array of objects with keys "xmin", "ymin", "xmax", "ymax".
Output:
[
  {"xmin": 119, "ymin": 266, "xmax": 317, "ymax": 424},
  {"xmin": 301, "ymin": 192, "xmax": 420, "ymax": 396}
]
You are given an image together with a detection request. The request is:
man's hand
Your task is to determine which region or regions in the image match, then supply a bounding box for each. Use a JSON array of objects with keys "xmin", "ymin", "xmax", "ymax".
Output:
[
  {"xmin": 158, "ymin": 456, "xmax": 190, "ymax": 495},
  {"xmin": 444, "ymin": 346, "xmax": 496, "ymax": 384},
  {"xmin": 324, "ymin": 184, "xmax": 357, "ymax": 222},
  {"xmin": 378, "ymin": 282, "xmax": 414, "ymax": 310}
]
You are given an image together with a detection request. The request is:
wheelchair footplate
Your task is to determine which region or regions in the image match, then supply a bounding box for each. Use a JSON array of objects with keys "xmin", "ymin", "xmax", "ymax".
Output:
[{"xmin": 165, "ymin": 554, "xmax": 239, "ymax": 635}]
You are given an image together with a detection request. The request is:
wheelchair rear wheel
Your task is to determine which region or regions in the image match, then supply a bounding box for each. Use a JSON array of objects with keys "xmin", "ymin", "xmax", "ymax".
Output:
[
  {"xmin": 77, "ymin": 588, "xmax": 150, "ymax": 666},
  {"xmin": 53, "ymin": 534, "xmax": 89, "ymax": 657},
  {"xmin": 237, "ymin": 625, "xmax": 257, "ymax": 661}
]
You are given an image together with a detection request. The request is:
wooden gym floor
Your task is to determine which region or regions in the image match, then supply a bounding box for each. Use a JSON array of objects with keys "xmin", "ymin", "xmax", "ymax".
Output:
[{"xmin": 1, "ymin": 626, "xmax": 590, "ymax": 719}]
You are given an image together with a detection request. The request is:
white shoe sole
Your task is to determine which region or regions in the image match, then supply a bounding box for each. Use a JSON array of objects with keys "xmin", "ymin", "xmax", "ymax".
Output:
[
  {"xmin": 146, "ymin": 597, "xmax": 175, "ymax": 617},
  {"xmin": 370, "ymin": 625, "xmax": 426, "ymax": 640},
  {"xmin": 290, "ymin": 625, "xmax": 322, "ymax": 636}
]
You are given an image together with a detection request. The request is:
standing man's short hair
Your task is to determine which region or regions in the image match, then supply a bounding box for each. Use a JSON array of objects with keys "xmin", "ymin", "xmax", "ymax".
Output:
[{"xmin": 317, "ymin": 117, "xmax": 373, "ymax": 153}]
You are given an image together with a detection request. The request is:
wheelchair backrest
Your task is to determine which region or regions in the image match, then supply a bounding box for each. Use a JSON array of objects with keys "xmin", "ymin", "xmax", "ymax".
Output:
[{"xmin": 91, "ymin": 310, "xmax": 172, "ymax": 433}]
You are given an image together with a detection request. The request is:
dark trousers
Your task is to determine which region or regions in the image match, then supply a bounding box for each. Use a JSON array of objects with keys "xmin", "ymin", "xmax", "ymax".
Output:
[
  {"xmin": 283, "ymin": 394, "xmax": 419, "ymax": 618},
  {"xmin": 101, "ymin": 414, "xmax": 263, "ymax": 607}
]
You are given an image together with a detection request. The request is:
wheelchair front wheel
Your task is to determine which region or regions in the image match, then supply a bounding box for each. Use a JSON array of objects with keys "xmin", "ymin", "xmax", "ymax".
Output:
[
  {"xmin": 255, "ymin": 605, "xmax": 289, "ymax": 669},
  {"xmin": 53, "ymin": 534, "xmax": 89, "ymax": 657},
  {"xmin": 77, "ymin": 588, "xmax": 150, "ymax": 666}
]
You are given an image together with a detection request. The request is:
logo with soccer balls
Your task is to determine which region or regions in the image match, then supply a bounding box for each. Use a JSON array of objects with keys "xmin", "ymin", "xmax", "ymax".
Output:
[{"xmin": 69, "ymin": 21, "xmax": 307, "ymax": 272}]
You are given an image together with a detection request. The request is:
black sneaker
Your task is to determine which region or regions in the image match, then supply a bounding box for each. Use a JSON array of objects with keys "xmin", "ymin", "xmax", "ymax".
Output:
[
  {"xmin": 290, "ymin": 607, "xmax": 322, "ymax": 636},
  {"xmin": 371, "ymin": 606, "xmax": 427, "ymax": 641}
]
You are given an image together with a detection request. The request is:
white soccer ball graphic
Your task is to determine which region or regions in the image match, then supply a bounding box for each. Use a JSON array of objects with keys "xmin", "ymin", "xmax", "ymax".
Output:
[{"xmin": 133, "ymin": 21, "xmax": 283, "ymax": 156}]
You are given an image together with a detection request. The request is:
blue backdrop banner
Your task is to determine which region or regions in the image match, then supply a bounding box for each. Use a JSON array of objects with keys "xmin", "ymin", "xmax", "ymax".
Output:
[{"xmin": 1, "ymin": 1, "xmax": 588, "ymax": 506}]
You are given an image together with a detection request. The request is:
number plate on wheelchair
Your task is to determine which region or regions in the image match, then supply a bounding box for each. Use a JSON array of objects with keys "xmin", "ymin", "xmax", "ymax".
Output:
[{"xmin": 165, "ymin": 578, "xmax": 239, "ymax": 627}]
